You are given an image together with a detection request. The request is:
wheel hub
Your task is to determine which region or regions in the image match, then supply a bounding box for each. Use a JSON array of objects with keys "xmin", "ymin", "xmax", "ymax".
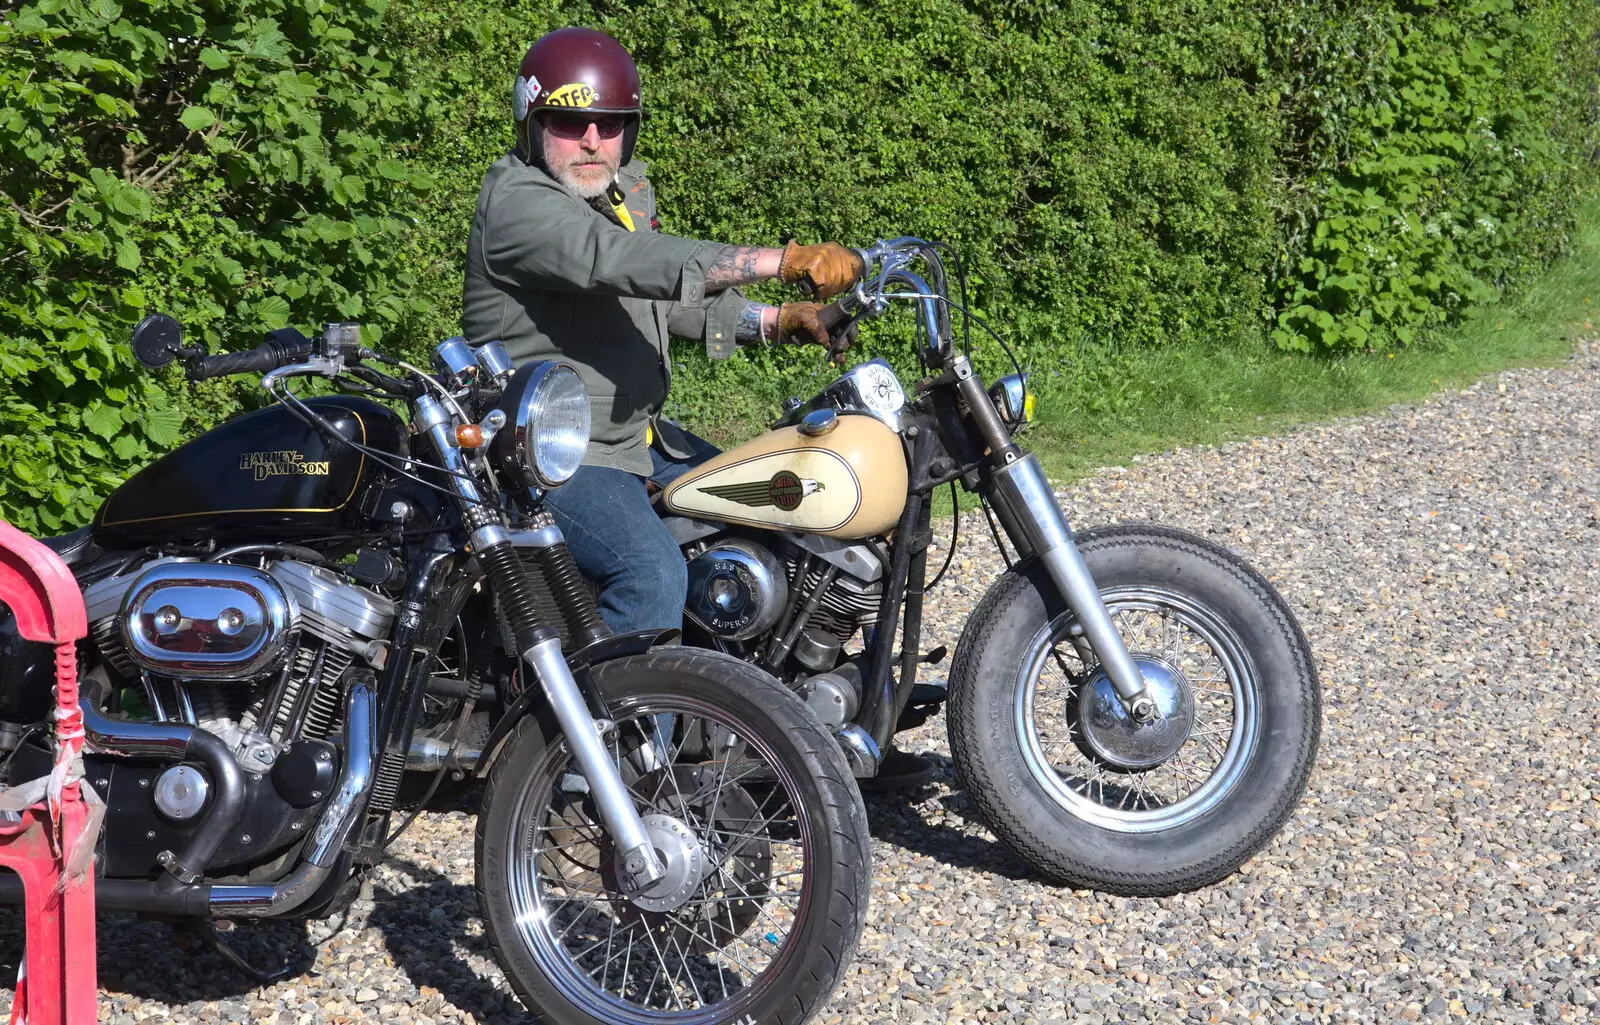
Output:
[
  {"xmin": 1075, "ymin": 654, "xmax": 1195, "ymax": 771},
  {"xmin": 626, "ymin": 813, "xmax": 706, "ymax": 912}
]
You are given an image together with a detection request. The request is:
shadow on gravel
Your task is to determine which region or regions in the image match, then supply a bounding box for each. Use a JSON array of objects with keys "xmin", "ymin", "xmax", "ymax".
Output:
[
  {"xmin": 0, "ymin": 905, "xmax": 317, "ymax": 1003},
  {"xmin": 861, "ymin": 751, "xmax": 1035, "ymax": 882},
  {"xmin": 367, "ymin": 861, "xmax": 526, "ymax": 1025}
]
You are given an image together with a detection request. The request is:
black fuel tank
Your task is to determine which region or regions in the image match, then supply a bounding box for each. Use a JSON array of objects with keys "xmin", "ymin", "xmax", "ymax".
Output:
[{"xmin": 93, "ymin": 397, "xmax": 405, "ymax": 547}]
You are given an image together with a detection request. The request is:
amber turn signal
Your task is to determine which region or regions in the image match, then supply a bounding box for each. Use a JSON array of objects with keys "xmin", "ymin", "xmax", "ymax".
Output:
[{"xmin": 456, "ymin": 424, "xmax": 485, "ymax": 449}]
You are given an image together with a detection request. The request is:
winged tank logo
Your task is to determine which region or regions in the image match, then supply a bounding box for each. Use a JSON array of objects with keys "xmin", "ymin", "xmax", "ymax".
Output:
[{"xmin": 699, "ymin": 471, "xmax": 824, "ymax": 512}]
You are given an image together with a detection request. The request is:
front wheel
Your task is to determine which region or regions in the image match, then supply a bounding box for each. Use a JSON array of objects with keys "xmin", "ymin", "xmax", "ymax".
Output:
[
  {"xmin": 947, "ymin": 524, "xmax": 1321, "ymax": 895},
  {"xmin": 476, "ymin": 647, "xmax": 870, "ymax": 1024}
]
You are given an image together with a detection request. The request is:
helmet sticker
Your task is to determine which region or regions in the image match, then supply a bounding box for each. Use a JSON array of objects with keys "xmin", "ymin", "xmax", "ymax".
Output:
[
  {"xmin": 546, "ymin": 83, "xmax": 598, "ymax": 108},
  {"xmin": 512, "ymin": 75, "xmax": 542, "ymax": 121}
]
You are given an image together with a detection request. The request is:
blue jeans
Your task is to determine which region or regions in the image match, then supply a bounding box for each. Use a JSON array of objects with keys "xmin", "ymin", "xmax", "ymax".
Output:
[{"xmin": 541, "ymin": 432, "xmax": 719, "ymax": 635}]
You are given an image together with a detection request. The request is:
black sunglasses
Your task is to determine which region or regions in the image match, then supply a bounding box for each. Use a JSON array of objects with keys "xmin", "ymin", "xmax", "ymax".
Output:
[{"xmin": 541, "ymin": 112, "xmax": 630, "ymax": 140}]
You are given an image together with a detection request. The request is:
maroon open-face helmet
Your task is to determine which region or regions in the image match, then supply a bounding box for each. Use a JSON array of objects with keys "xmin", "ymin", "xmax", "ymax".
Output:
[{"xmin": 513, "ymin": 28, "xmax": 642, "ymax": 165}]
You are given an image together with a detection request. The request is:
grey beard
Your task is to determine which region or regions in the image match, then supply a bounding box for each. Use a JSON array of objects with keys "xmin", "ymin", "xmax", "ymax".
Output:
[{"xmin": 541, "ymin": 138, "xmax": 615, "ymax": 200}]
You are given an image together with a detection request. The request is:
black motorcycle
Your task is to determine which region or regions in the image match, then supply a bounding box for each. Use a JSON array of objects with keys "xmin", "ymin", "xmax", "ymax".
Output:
[{"xmin": 0, "ymin": 319, "xmax": 870, "ymax": 1025}]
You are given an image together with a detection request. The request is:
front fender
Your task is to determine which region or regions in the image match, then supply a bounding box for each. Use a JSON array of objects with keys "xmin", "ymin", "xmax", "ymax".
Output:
[{"xmin": 471, "ymin": 628, "xmax": 680, "ymax": 777}]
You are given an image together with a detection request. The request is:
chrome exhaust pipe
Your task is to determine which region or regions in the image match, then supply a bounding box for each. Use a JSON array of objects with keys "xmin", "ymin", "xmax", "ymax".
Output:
[
  {"xmin": 1, "ymin": 677, "xmax": 379, "ymax": 920},
  {"xmin": 406, "ymin": 735, "xmax": 482, "ymax": 773},
  {"xmin": 208, "ymin": 677, "xmax": 378, "ymax": 916},
  {"xmin": 80, "ymin": 673, "xmax": 246, "ymax": 885}
]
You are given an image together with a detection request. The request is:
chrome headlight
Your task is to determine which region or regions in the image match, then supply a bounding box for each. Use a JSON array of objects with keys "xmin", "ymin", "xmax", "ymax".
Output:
[
  {"xmin": 988, "ymin": 373, "xmax": 1033, "ymax": 430},
  {"xmin": 492, "ymin": 361, "xmax": 591, "ymax": 490}
]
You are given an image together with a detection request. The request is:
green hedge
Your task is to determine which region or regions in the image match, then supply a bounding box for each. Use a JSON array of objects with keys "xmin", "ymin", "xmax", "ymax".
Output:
[
  {"xmin": 1, "ymin": 0, "xmax": 1596, "ymax": 529},
  {"xmin": 385, "ymin": 0, "xmax": 1600, "ymax": 432},
  {"xmin": 1268, "ymin": 0, "xmax": 1600, "ymax": 352},
  {"xmin": 0, "ymin": 0, "xmax": 431, "ymax": 533}
]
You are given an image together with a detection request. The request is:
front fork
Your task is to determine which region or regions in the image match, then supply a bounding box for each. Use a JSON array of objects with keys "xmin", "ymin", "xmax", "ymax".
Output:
[
  {"xmin": 950, "ymin": 361, "xmax": 1156, "ymax": 720},
  {"xmin": 416, "ymin": 395, "xmax": 667, "ymax": 892},
  {"xmin": 988, "ymin": 454, "xmax": 1155, "ymax": 718}
]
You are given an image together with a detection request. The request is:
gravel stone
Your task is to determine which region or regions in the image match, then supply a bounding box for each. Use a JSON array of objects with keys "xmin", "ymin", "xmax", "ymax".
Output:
[{"xmin": 4, "ymin": 344, "xmax": 1600, "ymax": 1023}]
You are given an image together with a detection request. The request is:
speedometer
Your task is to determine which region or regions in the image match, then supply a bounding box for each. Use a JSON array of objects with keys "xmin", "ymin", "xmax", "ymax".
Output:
[{"xmin": 775, "ymin": 358, "xmax": 910, "ymax": 434}]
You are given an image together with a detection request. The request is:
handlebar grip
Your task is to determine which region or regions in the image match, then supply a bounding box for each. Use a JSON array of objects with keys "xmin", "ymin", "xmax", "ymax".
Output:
[
  {"xmin": 816, "ymin": 299, "xmax": 853, "ymax": 334},
  {"xmin": 185, "ymin": 339, "xmax": 309, "ymax": 381},
  {"xmin": 796, "ymin": 276, "xmax": 818, "ymax": 300}
]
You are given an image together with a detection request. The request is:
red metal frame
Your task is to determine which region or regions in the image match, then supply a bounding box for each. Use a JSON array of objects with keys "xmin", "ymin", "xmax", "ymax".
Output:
[{"xmin": 0, "ymin": 520, "xmax": 97, "ymax": 1025}]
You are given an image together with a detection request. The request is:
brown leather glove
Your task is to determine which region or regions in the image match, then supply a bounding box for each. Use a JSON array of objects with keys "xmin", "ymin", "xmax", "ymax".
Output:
[
  {"xmin": 776, "ymin": 302, "xmax": 857, "ymax": 363},
  {"xmin": 778, "ymin": 241, "xmax": 865, "ymax": 301}
]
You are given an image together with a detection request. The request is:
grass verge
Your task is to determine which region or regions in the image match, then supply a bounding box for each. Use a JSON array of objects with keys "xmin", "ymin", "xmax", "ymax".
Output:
[{"xmin": 1024, "ymin": 200, "xmax": 1600, "ymax": 485}]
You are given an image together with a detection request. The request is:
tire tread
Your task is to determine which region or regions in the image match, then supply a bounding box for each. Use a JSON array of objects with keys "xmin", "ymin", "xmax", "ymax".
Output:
[{"xmin": 947, "ymin": 523, "xmax": 1321, "ymax": 896}]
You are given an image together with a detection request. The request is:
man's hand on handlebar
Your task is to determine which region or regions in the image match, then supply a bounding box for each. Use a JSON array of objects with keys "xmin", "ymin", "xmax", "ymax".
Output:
[
  {"xmin": 778, "ymin": 241, "xmax": 866, "ymax": 301},
  {"xmin": 776, "ymin": 301, "xmax": 858, "ymax": 365}
]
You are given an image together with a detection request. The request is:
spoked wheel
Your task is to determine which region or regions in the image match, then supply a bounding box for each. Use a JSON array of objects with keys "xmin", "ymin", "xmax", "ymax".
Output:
[
  {"xmin": 477, "ymin": 648, "xmax": 869, "ymax": 1025},
  {"xmin": 948, "ymin": 524, "xmax": 1320, "ymax": 895},
  {"xmin": 1026, "ymin": 587, "xmax": 1256, "ymax": 829}
]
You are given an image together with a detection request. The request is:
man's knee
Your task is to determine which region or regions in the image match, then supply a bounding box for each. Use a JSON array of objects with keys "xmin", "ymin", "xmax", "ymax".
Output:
[
  {"xmin": 597, "ymin": 540, "xmax": 685, "ymax": 634},
  {"xmin": 619, "ymin": 548, "xmax": 687, "ymax": 609}
]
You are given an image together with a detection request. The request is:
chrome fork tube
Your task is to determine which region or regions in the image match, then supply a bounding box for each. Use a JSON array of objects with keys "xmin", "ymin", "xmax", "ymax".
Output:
[
  {"xmin": 522, "ymin": 635, "xmax": 664, "ymax": 891},
  {"xmin": 990, "ymin": 453, "xmax": 1153, "ymax": 715},
  {"xmin": 414, "ymin": 394, "xmax": 663, "ymax": 891}
]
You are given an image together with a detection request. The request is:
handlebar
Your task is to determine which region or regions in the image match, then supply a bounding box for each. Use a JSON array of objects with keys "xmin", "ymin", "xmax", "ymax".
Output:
[
  {"xmin": 186, "ymin": 335, "xmax": 312, "ymax": 382},
  {"xmin": 816, "ymin": 298, "xmax": 855, "ymax": 335}
]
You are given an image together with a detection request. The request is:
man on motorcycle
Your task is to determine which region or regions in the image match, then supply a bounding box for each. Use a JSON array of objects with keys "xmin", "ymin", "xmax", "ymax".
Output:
[{"xmin": 462, "ymin": 26, "xmax": 862, "ymax": 638}]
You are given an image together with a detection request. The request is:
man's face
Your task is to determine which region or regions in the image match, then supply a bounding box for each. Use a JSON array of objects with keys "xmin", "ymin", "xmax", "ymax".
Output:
[{"xmin": 538, "ymin": 112, "xmax": 628, "ymax": 199}]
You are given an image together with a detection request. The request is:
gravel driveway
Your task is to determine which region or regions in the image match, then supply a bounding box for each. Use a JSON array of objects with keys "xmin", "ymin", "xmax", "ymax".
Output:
[{"xmin": 6, "ymin": 344, "xmax": 1599, "ymax": 1024}]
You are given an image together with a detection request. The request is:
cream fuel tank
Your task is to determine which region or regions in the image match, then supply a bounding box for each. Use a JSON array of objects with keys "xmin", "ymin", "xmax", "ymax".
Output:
[{"xmin": 660, "ymin": 412, "xmax": 907, "ymax": 539}]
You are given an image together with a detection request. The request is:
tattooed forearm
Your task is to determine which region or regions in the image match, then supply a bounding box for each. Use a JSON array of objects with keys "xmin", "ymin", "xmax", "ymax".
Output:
[
  {"xmin": 735, "ymin": 302, "xmax": 770, "ymax": 343},
  {"xmin": 703, "ymin": 245, "xmax": 784, "ymax": 292}
]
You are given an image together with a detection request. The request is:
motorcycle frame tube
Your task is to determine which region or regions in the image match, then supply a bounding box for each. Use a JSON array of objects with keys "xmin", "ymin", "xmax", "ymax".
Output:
[
  {"xmin": 305, "ymin": 677, "xmax": 377, "ymax": 867},
  {"xmin": 521, "ymin": 633, "xmax": 665, "ymax": 889},
  {"xmin": 858, "ymin": 464, "xmax": 925, "ymax": 751},
  {"xmin": 363, "ymin": 542, "xmax": 457, "ymax": 832},
  {"xmin": 988, "ymin": 454, "xmax": 1150, "ymax": 708},
  {"xmin": 892, "ymin": 494, "xmax": 932, "ymax": 731}
]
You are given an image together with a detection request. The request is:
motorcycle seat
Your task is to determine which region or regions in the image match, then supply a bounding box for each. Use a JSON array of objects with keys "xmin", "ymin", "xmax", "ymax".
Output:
[{"xmin": 39, "ymin": 526, "xmax": 97, "ymax": 568}]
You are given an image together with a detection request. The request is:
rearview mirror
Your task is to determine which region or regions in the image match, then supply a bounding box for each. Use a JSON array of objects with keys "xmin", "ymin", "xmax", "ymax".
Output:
[{"xmin": 130, "ymin": 313, "xmax": 185, "ymax": 369}]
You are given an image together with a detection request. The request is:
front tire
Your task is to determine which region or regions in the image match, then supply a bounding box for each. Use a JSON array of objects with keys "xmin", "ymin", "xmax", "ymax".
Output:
[
  {"xmin": 947, "ymin": 524, "xmax": 1320, "ymax": 895},
  {"xmin": 476, "ymin": 647, "xmax": 870, "ymax": 1024}
]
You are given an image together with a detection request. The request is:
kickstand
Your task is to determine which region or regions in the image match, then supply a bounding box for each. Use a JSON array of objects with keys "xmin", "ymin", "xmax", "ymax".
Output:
[{"xmin": 179, "ymin": 919, "xmax": 294, "ymax": 986}]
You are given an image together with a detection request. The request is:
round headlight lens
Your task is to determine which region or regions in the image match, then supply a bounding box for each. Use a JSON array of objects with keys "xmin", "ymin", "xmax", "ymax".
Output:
[{"xmin": 527, "ymin": 364, "xmax": 590, "ymax": 487}]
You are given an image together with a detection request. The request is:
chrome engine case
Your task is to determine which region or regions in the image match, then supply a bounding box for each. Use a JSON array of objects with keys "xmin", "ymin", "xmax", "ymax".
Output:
[
  {"xmin": 82, "ymin": 557, "xmax": 396, "ymax": 771},
  {"xmin": 685, "ymin": 538, "xmax": 790, "ymax": 641},
  {"xmin": 116, "ymin": 561, "xmax": 297, "ymax": 680}
]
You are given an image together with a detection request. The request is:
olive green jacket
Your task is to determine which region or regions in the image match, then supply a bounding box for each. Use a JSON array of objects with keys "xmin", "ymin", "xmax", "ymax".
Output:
[{"xmin": 461, "ymin": 152, "xmax": 747, "ymax": 476}]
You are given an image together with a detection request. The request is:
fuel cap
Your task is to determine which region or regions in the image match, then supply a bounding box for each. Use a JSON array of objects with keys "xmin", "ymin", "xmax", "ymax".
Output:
[{"xmin": 798, "ymin": 408, "xmax": 839, "ymax": 436}]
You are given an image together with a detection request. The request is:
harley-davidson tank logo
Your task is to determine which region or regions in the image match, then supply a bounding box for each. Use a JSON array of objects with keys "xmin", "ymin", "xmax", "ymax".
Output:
[
  {"xmin": 700, "ymin": 471, "xmax": 824, "ymax": 512},
  {"xmin": 239, "ymin": 450, "xmax": 331, "ymax": 482}
]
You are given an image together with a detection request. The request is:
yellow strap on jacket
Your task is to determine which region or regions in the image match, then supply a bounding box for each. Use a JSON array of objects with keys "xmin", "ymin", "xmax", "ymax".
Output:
[{"xmin": 610, "ymin": 192, "xmax": 636, "ymax": 232}]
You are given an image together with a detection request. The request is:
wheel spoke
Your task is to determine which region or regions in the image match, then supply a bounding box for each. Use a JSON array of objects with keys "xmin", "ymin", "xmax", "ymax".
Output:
[
  {"xmin": 502, "ymin": 694, "xmax": 828, "ymax": 1015},
  {"xmin": 1014, "ymin": 588, "xmax": 1259, "ymax": 830}
]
